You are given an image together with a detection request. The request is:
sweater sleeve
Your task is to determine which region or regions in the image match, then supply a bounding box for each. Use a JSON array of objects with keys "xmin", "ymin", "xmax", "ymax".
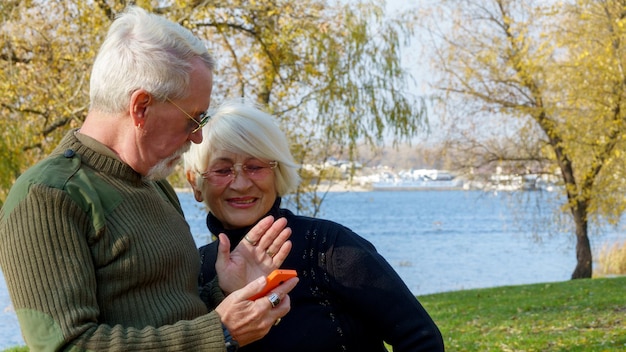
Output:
[
  {"xmin": 326, "ymin": 223, "xmax": 445, "ymax": 352},
  {"xmin": 0, "ymin": 185, "xmax": 226, "ymax": 351},
  {"xmin": 199, "ymin": 276, "xmax": 226, "ymax": 310}
]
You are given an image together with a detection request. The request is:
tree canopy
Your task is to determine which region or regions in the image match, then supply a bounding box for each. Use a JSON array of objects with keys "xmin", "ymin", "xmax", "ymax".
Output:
[
  {"xmin": 0, "ymin": 0, "xmax": 425, "ymax": 212},
  {"xmin": 423, "ymin": 0, "xmax": 626, "ymax": 278}
]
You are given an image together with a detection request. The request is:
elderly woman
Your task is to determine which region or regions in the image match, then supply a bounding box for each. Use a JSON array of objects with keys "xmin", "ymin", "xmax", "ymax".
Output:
[{"xmin": 183, "ymin": 99, "xmax": 444, "ymax": 352}]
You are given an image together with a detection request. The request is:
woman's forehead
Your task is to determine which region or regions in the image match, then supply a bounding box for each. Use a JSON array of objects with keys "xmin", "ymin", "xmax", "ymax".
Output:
[{"xmin": 209, "ymin": 151, "xmax": 257, "ymax": 163}]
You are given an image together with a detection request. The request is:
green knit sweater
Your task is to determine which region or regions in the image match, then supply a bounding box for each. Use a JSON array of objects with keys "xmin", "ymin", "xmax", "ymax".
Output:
[{"xmin": 0, "ymin": 130, "xmax": 225, "ymax": 351}]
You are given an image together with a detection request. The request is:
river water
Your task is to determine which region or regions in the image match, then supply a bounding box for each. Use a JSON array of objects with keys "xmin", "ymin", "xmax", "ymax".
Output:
[{"xmin": 2, "ymin": 190, "xmax": 624, "ymax": 348}]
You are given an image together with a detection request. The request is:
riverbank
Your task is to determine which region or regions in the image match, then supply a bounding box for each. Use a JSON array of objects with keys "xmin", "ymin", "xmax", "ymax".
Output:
[
  {"xmin": 315, "ymin": 181, "xmax": 371, "ymax": 192},
  {"xmin": 175, "ymin": 180, "xmax": 372, "ymax": 194}
]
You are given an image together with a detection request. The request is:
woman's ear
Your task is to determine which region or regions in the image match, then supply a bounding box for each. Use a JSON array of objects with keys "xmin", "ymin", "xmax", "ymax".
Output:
[{"xmin": 186, "ymin": 170, "xmax": 204, "ymax": 202}]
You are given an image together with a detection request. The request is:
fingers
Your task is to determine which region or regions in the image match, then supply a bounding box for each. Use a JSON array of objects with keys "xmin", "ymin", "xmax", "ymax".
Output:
[
  {"xmin": 260, "ymin": 278, "xmax": 297, "ymax": 329},
  {"xmin": 240, "ymin": 216, "xmax": 292, "ymax": 269},
  {"xmin": 255, "ymin": 217, "xmax": 289, "ymax": 250},
  {"xmin": 268, "ymin": 237, "xmax": 292, "ymax": 268},
  {"xmin": 264, "ymin": 226, "xmax": 291, "ymax": 258},
  {"xmin": 217, "ymin": 233, "xmax": 232, "ymax": 257},
  {"xmin": 216, "ymin": 277, "xmax": 298, "ymax": 347},
  {"xmin": 220, "ymin": 216, "xmax": 292, "ymax": 298},
  {"xmin": 241, "ymin": 216, "xmax": 276, "ymax": 246},
  {"xmin": 267, "ymin": 292, "xmax": 281, "ymax": 307},
  {"xmin": 264, "ymin": 277, "xmax": 298, "ymax": 307},
  {"xmin": 228, "ymin": 275, "xmax": 297, "ymax": 308},
  {"xmin": 232, "ymin": 293, "xmax": 292, "ymax": 346},
  {"xmin": 238, "ymin": 216, "xmax": 290, "ymax": 253},
  {"xmin": 268, "ymin": 292, "xmax": 290, "ymax": 321},
  {"xmin": 214, "ymin": 234, "xmax": 232, "ymax": 277},
  {"xmin": 255, "ymin": 277, "xmax": 297, "ymax": 333},
  {"xmin": 235, "ymin": 275, "xmax": 268, "ymax": 300}
]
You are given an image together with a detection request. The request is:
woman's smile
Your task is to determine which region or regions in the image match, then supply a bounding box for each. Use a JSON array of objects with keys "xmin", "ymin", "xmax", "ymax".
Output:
[{"xmin": 227, "ymin": 197, "xmax": 258, "ymax": 207}]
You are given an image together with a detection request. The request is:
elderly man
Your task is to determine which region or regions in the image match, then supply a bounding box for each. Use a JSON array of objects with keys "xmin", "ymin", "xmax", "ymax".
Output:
[{"xmin": 0, "ymin": 6, "xmax": 296, "ymax": 351}]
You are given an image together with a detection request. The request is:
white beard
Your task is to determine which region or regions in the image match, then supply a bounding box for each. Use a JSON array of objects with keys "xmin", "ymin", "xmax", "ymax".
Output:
[{"xmin": 144, "ymin": 142, "xmax": 190, "ymax": 181}]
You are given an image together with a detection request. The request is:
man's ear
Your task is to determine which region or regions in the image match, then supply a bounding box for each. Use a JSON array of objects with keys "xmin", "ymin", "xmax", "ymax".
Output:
[
  {"xmin": 186, "ymin": 169, "xmax": 204, "ymax": 202},
  {"xmin": 130, "ymin": 90, "xmax": 152, "ymax": 128}
]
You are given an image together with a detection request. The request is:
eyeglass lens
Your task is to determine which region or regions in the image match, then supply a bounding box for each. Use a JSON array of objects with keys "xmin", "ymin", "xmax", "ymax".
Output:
[
  {"xmin": 166, "ymin": 97, "xmax": 210, "ymax": 133},
  {"xmin": 202, "ymin": 160, "xmax": 277, "ymax": 185}
]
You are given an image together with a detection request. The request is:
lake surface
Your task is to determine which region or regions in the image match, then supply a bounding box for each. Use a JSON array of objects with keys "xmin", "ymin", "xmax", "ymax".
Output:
[{"xmin": 2, "ymin": 190, "xmax": 625, "ymax": 348}]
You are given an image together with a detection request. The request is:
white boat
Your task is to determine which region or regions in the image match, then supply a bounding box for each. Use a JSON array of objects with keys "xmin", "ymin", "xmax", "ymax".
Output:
[{"xmin": 371, "ymin": 178, "xmax": 463, "ymax": 191}]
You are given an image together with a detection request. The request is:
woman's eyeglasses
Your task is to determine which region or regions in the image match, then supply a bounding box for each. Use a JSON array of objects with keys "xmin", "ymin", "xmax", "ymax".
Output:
[
  {"xmin": 201, "ymin": 160, "xmax": 278, "ymax": 185},
  {"xmin": 166, "ymin": 97, "xmax": 210, "ymax": 134}
]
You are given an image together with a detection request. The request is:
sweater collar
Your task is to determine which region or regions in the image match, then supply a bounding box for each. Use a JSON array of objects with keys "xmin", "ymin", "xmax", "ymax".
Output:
[
  {"xmin": 207, "ymin": 197, "xmax": 282, "ymax": 246},
  {"xmin": 56, "ymin": 129, "xmax": 144, "ymax": 184}
]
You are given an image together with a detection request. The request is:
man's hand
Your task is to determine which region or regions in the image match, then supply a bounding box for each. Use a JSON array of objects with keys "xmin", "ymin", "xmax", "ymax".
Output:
[
  {"xmin": 215, "ymin": 216, "xmax": 292, "ymax": 294},
  {"xmin": 216, "ymin": 275, "xmax": 298, "ymax": 346}
]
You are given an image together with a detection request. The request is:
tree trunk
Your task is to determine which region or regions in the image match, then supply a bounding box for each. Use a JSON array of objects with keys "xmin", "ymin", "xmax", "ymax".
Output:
[{"xmin": 571, "ymin": 209, "xmax": 592, "ymax": 279}]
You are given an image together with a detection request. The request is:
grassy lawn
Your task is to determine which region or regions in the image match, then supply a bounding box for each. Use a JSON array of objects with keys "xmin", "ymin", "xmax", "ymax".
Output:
[
  {"xmin": 419, "ymin": 276, "xmax": 626, "ymax": 351},
  {"xmin": 4, "ymin": 276, "xmax": 625, "ymax": 351}
]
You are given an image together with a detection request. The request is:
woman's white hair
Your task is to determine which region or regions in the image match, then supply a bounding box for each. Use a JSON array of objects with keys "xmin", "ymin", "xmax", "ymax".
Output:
[
  {"xmin": 183, "ymin": 99, "xmax": 300, "ymax": 196},
  {"xmin": 89, "ymin": 6, "xmax": 215, "ymax": 113}
]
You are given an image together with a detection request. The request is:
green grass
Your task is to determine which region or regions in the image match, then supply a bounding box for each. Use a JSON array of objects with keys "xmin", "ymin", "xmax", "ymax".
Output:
[
  {"xmin": 4, "ymin": 276, "xmax": 625, "ymax": 352},
  {"xmin": 419, "ymin": 276, "xmax": 626, "ymax": 351}
]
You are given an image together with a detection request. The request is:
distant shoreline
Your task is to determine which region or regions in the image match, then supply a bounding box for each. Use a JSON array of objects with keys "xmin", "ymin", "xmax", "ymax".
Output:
[
  {"xmin": 174, "ymin": 181, "xmax": 372, "ymax": 194},
  {"xmin": 173, "ymin": 182, "xmax": 473, "ymax": 194}
]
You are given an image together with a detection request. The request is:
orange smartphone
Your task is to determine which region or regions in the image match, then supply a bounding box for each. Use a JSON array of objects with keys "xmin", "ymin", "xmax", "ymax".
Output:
[{"xmin": 249, "ymin": 269, "xmax": 298, "ymax": 300}]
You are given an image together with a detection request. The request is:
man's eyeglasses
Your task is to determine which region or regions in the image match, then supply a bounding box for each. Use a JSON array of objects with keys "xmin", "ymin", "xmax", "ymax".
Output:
[
  {"xmin": 201, "ymin": 160, "xmax": 278, "ymax": 186},
  {"xmin": 166, "ymin": 97, "xmax": 210, "ymax": 134}
]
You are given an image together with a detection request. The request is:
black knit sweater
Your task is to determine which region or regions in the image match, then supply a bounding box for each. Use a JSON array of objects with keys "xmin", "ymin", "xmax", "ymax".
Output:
[{"xmin": 199, "ymin": 198, "xmax": 445, "ymax": 352}]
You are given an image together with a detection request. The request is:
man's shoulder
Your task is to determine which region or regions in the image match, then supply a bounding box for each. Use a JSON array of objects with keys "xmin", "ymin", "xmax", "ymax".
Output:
[
  {"xmin": 3, "ymin": 149, "xmax": 122, "ymax": 228},
  {"xmin": 4, "ymin": 151, "xmax": 82, "ymax": 209},
  {"xmin": 24, "ymin": 150, "xmax": 84, "ymax": 188}
]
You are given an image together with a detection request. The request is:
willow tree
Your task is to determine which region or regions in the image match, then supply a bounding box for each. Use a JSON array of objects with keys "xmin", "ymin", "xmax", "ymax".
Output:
[
  {"xmin": 171, "ymin": 0, "xmax": 425, "ymax": 214},
  {"xmin": 0, "ymin": 0, "xmax": 425, "ymax": 214},
  {"xmin": 424, "ymin": 0, "xmax": 626, "ymax": 278}
]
